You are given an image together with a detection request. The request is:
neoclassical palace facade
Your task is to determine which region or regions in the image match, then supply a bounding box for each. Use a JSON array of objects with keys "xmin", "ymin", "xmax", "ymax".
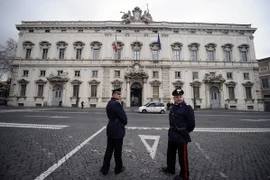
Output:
[{"xmin": 8, "ymin": 7, "xmax": 264, "ymax": 110}]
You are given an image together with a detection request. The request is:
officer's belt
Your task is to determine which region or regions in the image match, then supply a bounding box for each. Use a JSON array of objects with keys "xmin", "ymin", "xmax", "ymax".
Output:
[
  {"xmin": 170, "ymin": 126, "xmax": 187, "ymax": 135},
  {"xmin": 109, "ymin": 119, "xmax": 119, "ymax": 122}
]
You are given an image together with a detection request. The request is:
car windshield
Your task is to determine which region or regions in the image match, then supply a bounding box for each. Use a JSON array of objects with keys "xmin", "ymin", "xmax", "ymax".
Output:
[{"xmin": 143, "ymin": 103, "xmax": 150, "ymax": 106}]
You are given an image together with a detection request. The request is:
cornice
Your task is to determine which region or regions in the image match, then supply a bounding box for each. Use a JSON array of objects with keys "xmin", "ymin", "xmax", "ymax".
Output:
[{"xmin": 16, "ymin": 21, "xmax": 256, "ymax": 33}]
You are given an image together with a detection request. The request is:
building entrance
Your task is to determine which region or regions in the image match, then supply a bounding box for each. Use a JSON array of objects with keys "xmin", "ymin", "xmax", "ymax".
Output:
[{"xmin": 130, "ymin": 82, "xmax": 142, "ymax": 107}]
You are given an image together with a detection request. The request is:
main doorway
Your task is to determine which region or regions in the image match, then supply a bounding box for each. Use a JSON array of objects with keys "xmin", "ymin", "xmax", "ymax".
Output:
[
  {"xmin": 52, "ymin": 85, "xmax": 63, "ymax": 106},
  {"xmin": 130, "ymin": 82, "xmax": 142, "ymax": 107},
  {"xmin": 210, "ymin": 86, "xmax": 220, "ymax": 108}
]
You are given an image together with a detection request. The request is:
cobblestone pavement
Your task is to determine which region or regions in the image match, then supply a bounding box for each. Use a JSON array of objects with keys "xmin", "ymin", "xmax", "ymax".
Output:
[{"xmin": 0, "ymin": 107, "xmax": 270, "ymax": 180}]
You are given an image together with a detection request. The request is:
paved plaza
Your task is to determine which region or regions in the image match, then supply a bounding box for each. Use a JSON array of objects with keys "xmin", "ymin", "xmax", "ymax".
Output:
[{"xmin": 0, "ymin": 107, "xmax": 270, "ymax": 180}]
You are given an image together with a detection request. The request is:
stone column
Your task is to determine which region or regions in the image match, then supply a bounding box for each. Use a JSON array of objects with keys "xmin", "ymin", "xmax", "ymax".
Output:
[
  {"xmin": 126, "ymin": 78, "xmax": 130, "ymax": 107},
  {"xmin": 143, "ymin": 78, "xmax": 147, "ymax": 104}
]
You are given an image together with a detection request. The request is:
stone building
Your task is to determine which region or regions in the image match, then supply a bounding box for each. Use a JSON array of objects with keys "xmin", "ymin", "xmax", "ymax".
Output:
[
  {"xmin": 257, "ymin": 57, "xmax": 270, "ymax": 111},
  {"xmin": 8, "ymin": 6, "xmax": 264, "ymax": 110}
]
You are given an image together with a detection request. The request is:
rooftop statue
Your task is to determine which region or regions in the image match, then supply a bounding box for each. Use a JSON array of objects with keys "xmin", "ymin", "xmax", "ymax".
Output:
[{"xmin": 121, "ymin": 6, "xmax": 153, "ymax": 24}]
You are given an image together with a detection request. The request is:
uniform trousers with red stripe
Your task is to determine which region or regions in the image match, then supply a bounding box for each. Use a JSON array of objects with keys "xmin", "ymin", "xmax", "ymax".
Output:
[{"xmin": 167, "ymin": 140, "xmax": 189, "ymax": 180}]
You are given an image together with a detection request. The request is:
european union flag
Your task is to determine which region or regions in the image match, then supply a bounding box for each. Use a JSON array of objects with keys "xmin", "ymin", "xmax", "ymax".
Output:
[{"xmin": 157, "ymin": 33, "xmax": 161, "ymax": 50}]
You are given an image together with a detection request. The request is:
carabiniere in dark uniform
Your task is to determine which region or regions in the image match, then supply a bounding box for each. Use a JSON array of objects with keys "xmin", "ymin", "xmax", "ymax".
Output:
[
  {"xmin": 162, "ymin": 89, "xmax": 195, "ymax": 180},
  {"xmin": 100, "ymin": 88, "xmax": 128, "ymax": 175}
]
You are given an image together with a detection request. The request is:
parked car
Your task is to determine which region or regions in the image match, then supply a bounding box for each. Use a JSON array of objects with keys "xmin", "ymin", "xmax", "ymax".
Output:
[{"xmin": 138, "ymin": 102, "xmax": 166, "ymax": 114}]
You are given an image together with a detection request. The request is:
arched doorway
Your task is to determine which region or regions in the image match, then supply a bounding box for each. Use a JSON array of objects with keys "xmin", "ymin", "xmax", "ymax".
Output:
[
  {"xmin": 210, "ymin": 86, "xmax": 220, "ymax": 108},
  {"xmin": 52, "ymin": 85, "xmax": 63, "ymax": 106},
  {"xmin": 130, "ymin": 82, "xmax": 142, "ymax": 107}
]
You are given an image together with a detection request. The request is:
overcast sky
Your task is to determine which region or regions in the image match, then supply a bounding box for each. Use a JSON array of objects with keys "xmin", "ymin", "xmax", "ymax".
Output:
[{"xmin": 0, "ymin": 0, "xmax": 269, "ymax": 59}]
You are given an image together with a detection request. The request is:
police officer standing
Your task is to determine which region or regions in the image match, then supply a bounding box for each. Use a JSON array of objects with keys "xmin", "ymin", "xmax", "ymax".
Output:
[
  {"xmin": 162, "ymin": 89, "xmax": 195, "ymax": 180},
  {"xmin": 100, "ymin": 88, "xmax": 128, "ymax": 175}
]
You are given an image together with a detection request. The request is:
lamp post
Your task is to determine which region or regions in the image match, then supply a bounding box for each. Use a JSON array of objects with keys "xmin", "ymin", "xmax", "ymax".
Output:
[{"xmin": 192, "ymin": 77, "xmax": 196, "ymax": 111}]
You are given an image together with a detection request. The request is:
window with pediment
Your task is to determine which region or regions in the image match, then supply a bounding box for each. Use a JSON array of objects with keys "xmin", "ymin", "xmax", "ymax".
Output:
[
  {"xmin": 90, "ymin": 41, "xmax": 102, "ymax": 60},
  {"xmin": 205, "ymin": 43, "xmax": 216, "ymax": 61},
  {"xmin": 112, "ymin": 41, "xmax": 124, "ymax": 60},
  {"xmin": 18, "ymin": 79, "xmax": 29, "ymax": 97},
  {"xmin": 35, "ymin": 79, "xmax": 47, "ymax": 97},
  {"xmin": 73, "ymin": 41, "xmax": 85, "ymax": 59},
  {"xmin": 56, "ymin": 41, "xmax": 68, "ymax": 59},
  {"xmin": 222, "ymin": 43, "xmax": 233, "ymax": 61},
  {"xmin": 238, "ymin": 44, "xmax": 249, "ymax": 62},
  {"xmin": 149, "ymin": 42, "xmax": 160, "ymax": 60},
  {"xmin": 171, "ymin": 42, "xmax": 182, "ymax": 60},
  {"xmin": 225, "ymin": 81, "xmax": 237, "ymax": 100},
  {"xmin": 242, "ymin": 81, "xmax": 254, "ymax": 100},
  {"xmin": 131, "ymin": 41, "xmax": 142, "ymax": 60},
  {"xmin": 188, "ymin": 43, "xmax": 200, "ymax": 61},
  {"xmin": 23, "ymin": 41, "xmax": 35, "ymax": 59},
  {"xmin": 39, "ymin": 41, "xmax": 51, "ymax": 59}
]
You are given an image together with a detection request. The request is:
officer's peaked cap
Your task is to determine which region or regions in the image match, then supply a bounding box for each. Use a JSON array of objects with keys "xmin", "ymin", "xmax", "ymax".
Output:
[
  {"xmin": 112, "ymin": 88, "xmax": 121, "ymax": 94},
  {"xmin": 172, "ymin": 89, "xmax": 184, "ymax": 96}
]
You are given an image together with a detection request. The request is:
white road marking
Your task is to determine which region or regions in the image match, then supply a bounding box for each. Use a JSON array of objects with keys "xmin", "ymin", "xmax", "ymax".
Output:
[
  {"xmin": 240, "ymin": 119, "xmax": 269, "ymax": 122},
  {"xmin": 24, "ymin": 115, "xmax": 71, "ymax": 119},
  {"xmin": 0, "ymin": 123, "xmax": 68, "ymax": 129},
  {"xmin": 138, "ymin": 135, "xmax": 160, "ymax": 159},
  {"xmin": 127, "ymin": 127, "xmax": 270, "ymax": 132},
  {"xmin": 195, "ymin": 142, "xmax": 228, "ymax": 179},
  {"xmin": 34, "ymin": 126, "xmax": 106, "ymax": 180}
]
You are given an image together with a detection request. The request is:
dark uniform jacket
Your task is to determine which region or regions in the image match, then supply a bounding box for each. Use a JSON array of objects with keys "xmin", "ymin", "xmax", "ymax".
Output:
[
  {"xmin": 168, "ymin": 101, "xmax": 195, "ymax": 143},
  {"xmin": 106, "ymin": 97, "xmax": 128, "ymax": 139}
]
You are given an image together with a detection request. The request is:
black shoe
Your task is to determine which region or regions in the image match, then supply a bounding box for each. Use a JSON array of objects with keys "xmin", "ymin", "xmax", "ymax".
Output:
[
  {"xmin": 161, "ymin": 167, "xmax": 175, "ymax": 174},
  {"xmin": 115, "ymin": 166, "xmax": 125, "ymax": 174},
  {"xmin": 100, "ymin": 167, "xmax": 108, "ymax": 175}
]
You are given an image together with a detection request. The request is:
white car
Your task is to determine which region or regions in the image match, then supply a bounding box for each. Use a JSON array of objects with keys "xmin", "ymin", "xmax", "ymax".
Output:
[{"xmin": 138, "ymin": 102, "xmax": 166, "ymax": 114}]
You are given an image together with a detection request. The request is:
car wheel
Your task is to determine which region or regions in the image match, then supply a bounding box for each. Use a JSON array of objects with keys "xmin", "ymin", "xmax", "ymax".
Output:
[
  {"xmin": 142, "ymin": 109, "xmax": 147, "ymax": 113},
  {"xmin": 160, "ymin": 110, "xmax": 165, "ymax": 114}
]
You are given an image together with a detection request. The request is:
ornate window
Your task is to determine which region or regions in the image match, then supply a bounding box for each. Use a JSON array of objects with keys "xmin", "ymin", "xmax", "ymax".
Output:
[
  {"xmin": 131, "ymin": 41, "xmax": 142, "ymax": 60},
  {"xmin": 23, "ymin": 41, "xmax": 35, "ymax": 59},
  {"xmin": 56, "ymin": 41, "xmax": 68, "ymax": 59},
  {"xmin": 35, "ymin": 79, "xmax": 47, "ymax": 97},
  {"xmin": 73, "ymin": 41, "xmax": 85, "ymax": 59},
  {"xmin": 90, "ymin": 41, "xmax": 102, "ymax": 60},
  {"xmin": 88, "ymin": 80, "xmax": 100, "ymax": 98},
  {"xmin": 225, "ymin": 81, "xmax": 237, "ymax": 100},
  {"xmin": 222, "ymin": 43, "xmax": 233, "ymax": 61},
  {"xmin": 112, "ymin": 41, "xmax": 124, "ymax": 60},
  {"xmin": 39, "ymin": 41, "xmax": 51, "ymax": 59},
  {"xmin": 18, "ymin": 79, "xmax": 29, "ymax": 97},
  {"xmin": 91, "ymin": 85, "xmax": 98, "ymax": 97},
  {"xmin": 238, "ymin": 44, "xmax": 249, "ymax": 62},
  {"xmin": 188, "ymin": 43, "xmax": 200, "ymax": 61},
  {"xmin": 71, "ymin": 80, "xmax": 82, "ymax": 98},
  {"xmin": 171, "ymin": 42, "xmax": 182, "ymax": 60},
  {"xmin": 190, "ymin": 81, "xmax": 202, "ymax": 100},
  {"xmin": 242, "ymin": 81, "xmax": 254, "ymax": 100},
  {"xmin": 150, "ymin": 80, "xmax": 161, "ymax": 98},
  {"xmin": 205, "ymin": 43, "xmax": 216, "ymax": 61},
  {"xmin": 149, "ymin": 42, "xmax": 160, "ymax": 60}
]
